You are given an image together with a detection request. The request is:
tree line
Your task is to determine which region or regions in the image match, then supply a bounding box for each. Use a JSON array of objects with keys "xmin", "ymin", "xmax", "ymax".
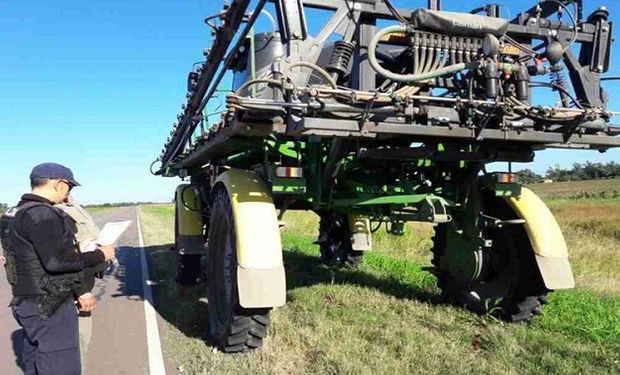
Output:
[
  {"xmin": 84, "ymin": 202, "xmax": 158, "ymax": 208},
  {"xmin": 516, "ymin": 161, "xmax": 620, "ymax": 184},
  {"xmin": 0, "ymin": 201, "xmax": 157, "ymax": 213}
]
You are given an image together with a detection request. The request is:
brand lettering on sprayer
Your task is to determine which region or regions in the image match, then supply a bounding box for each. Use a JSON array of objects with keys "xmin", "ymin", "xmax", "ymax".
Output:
[{"xmin": 452, "ymin": 20, "xmax": 483, "ymax": 30}]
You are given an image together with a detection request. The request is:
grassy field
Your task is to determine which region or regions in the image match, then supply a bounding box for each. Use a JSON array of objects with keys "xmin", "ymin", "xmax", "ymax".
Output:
[
  {"xmin": 84, "ymin": 206, "xmax": 118, "ymax": 216},
  {"xmin": 139, "ymin": 194, "xmax": 620, "ymax": 375},
  {"xmin": 527, "ymin": 178, "xmax": 619, "ymax": 200}
]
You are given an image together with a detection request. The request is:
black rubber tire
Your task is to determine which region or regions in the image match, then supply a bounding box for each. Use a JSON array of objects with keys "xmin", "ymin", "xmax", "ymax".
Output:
[
  {"xmin": 205, "ymin": 186, "xmax": 271, "ymax": 353},
  {"xmin": 176, "ymin": 254, "xmax": 203, "ymax": 285},
  {"xmin": 317, "ymin": 212, "xmax": 363, "ymax": 268},
  {"xmin": 432, "ymin": 189, "xmax": 549, "ymax": 322}
]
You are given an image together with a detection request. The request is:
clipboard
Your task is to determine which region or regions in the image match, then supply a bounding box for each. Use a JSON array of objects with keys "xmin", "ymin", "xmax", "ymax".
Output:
[{"xmin": 83, "ymin": 220, "xmax": 132, "ymax": 252}]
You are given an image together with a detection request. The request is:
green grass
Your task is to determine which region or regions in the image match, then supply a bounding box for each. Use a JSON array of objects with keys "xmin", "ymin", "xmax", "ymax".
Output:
[
  {"xmin": 527, "ymin": 178, "xmax": 620, "ymax": 200},
  {"xmin": 547, "ymin": 200, "xmax": 620, "ymax": 296},
  {"xmin": 139, "ymin": 202, "xmax": 620, "ymax": 375},
  {"xmin": 84, "ymin": 206, "xmax": 118, "ymax": 216}
]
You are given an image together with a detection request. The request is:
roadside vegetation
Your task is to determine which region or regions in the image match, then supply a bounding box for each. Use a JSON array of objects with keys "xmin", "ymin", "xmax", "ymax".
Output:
[
  {"xmin": 84, "ymin": 206, "xmax": 118, "ymax": 216},
  {"xmin": 527, "ymin": 178, "xmax": 619, "ymax": 200},
  {"xmin": 516, "ymin": 161, "xmax": 620, "ymax": 184},
  {"xmin": 85, "ymin": 202, "xmax": 158, "ymax": 215},
  {"xmin": 139, "ymin": 181, "xmax": 619, "ymax": 375}
]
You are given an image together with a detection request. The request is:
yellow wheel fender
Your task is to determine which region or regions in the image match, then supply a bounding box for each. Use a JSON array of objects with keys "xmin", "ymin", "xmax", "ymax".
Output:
[
  {"xmin": 214, "ymin": 169, "xmax": 286, "ymax": 308},
  {"xmin": 174, "ymin": 184, "xmax": 204, "ymax": 254},
  {"xmin": 348, "ymin": 214, "xmax": 372, "ymax": 251},
  {"xmin": 505, "ymin": 187, "xmax": 575, "ymax": 290}
]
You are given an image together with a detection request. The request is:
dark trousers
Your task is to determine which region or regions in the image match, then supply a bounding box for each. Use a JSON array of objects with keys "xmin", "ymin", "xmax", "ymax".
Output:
[{"xmin": 11, "ymin": 297, "xmax": 81, "ymax": 375}]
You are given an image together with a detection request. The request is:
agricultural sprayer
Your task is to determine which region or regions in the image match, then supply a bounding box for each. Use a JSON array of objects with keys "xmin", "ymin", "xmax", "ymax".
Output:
[{"xmin": 153, "ymin": 0, "xmax": 620, "ymax": 352}]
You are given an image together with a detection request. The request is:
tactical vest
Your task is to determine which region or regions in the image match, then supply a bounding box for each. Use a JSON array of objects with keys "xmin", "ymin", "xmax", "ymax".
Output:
[{"xmin": 0, "ymin": 201, "xmax": 78, "ymax": 296}]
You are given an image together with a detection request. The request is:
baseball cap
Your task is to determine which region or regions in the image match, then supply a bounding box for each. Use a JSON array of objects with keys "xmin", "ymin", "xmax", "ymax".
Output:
[{"xmin": 30, "ymin": 162, "xmax": 81, "ymax": 187}]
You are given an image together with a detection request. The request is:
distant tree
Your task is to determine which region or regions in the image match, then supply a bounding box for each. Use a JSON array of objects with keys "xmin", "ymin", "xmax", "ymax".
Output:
[
  {"xmin": 515, "ymin": 169, "xmax": 543, "ymax": 184},
  {"xmin": 582, "ymin": 161, "xmax": 603, "ymax": 180},
  {"xmin": 84, "ymin": 201, "xmax": 161, "ymax": 209},
  {"xmin": 545, "ymin": 161, "xmax": 620, "ymax": 182},
  {"xmin": 571, "ymin": 162, "xmax": 586, "ymax": 181},
  {"xmin": 545, "ymin": 164, "xmax": 571, "ymax": 182},
  {"xmin": 603, "ymin": 161, "xmax": 620, "ymax": 178}
]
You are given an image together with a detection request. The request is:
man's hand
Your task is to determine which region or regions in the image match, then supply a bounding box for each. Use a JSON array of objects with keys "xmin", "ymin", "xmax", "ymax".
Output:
[
  {"xmin": 77, "ymin": 293, "xmax": 97, "ymax": 312},
  {"xmin": 97, "ymin": 244, "xmax": 116, "ymax": 261}
]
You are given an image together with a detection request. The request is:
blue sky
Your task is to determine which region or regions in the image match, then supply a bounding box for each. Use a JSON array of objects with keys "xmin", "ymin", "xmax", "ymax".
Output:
[{"xmin": 1, "ymin": 0, "xmax": 618, "ymax": 205}]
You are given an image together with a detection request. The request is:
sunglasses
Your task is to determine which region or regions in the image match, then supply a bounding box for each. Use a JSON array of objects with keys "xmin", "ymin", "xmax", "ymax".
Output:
[{"xmin": 58, "ymin": 179, "xmax": 74, "ymax": 192}]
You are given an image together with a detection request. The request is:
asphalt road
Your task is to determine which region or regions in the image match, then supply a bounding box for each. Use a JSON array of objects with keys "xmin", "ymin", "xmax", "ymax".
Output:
[
  {"xmin": 0, "ymin": 206, "xmax": 175, "ymax": 375},
  {"xmin": 0, "ymin": 252, "xmax": 21, "ymax": 375}
]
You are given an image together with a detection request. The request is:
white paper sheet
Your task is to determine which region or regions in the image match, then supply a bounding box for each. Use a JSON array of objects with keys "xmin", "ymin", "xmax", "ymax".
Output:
[{"xmin": 83, "ymin": 220, "xmax": 132, "ymax": 252}]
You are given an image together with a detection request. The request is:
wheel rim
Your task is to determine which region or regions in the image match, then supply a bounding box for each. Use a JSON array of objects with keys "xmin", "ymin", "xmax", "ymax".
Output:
[
  {"xmin": 463, "ymin": 221, "xmax": 519, "ymax": 309},
  {"xmin": 437, "ymin": 193, "xmax": 521, "ymax": 313}
]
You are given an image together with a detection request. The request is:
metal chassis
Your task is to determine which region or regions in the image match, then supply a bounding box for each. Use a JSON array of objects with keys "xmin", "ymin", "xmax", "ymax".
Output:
[
  {"xmin": 173, "ymin": 117, "xmax": 619, "ymax": 173},
  {"xmin": 158, "ymin": 0, "xmax": 619, "ymax": 171}
]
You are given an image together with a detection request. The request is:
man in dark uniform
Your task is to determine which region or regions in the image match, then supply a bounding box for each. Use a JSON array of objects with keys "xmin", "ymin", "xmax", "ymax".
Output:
[{"xmin": 0, "ymin": 163, "xmax": 115, "ymax": 375}]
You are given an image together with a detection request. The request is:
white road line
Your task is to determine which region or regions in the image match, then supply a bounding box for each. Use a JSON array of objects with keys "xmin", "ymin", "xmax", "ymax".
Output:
[{"xmin": 136, "ymin": 207, "xmax": 167, "ymax": 375}]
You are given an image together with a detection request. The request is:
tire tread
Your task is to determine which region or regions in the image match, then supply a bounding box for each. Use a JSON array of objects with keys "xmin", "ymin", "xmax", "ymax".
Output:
[{"xmin": 206, "ymin": 186, "xmax": 272, "ymax": 353}]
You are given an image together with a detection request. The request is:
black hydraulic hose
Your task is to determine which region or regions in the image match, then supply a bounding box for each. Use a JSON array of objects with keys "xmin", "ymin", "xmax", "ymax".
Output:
[
  {"xmin": 150, "ymin": 159, "xmax": 162, "ymax": 176},
  {"xmin": 530, "ymin": 81, "xmax": 583, "ymax": 109},
  {"xmin": 383, "ymin": 0, "xmax": 408, "ymax": 24},
  {"xmin": 539, "ymin": 0, "xmax": 579, "ymax": 53},
  {"xmin": 375, "ymin": 51, "xmax": 397, "ymax": 66}
]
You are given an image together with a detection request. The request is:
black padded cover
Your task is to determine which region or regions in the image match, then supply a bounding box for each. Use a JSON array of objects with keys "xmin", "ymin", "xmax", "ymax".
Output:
[{"xmin": 410, "ymin": 9, "xmax": 508, "ymax": 37}]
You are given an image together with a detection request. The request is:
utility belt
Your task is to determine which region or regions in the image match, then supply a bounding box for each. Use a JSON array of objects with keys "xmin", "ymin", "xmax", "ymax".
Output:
[{"xmin": 10, "ymin": 273, "xmax": 80, "ymax": 320}]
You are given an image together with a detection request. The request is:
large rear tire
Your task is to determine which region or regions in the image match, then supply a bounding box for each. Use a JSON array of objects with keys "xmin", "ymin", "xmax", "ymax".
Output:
[
  {"xmin": 205, "ymin": 186, "xmax": 270, "ymax": 352},
  {"xmin": 432, "ymin": 189, "xmax": 549, "ymax": 322}
]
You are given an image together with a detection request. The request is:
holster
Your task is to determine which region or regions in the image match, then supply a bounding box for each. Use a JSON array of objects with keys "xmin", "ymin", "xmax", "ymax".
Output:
[
  {"xmin": 36, "ymin": 293, "xmax": 72, "ymax": 320},
  {"xmin": 37, "ymin": 274, "xmax": 80, "ymax": 320}
]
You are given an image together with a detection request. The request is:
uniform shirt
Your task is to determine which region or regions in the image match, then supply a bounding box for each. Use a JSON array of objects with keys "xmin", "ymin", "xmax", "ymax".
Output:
[
  {"xmin": 16, "ymin": 194, "xmax": 105, "ymax": 273},
  {"xmin": 56, "ymin": 200, "xmax": 100, "ymax": 252},
  {"xmin": 56, "ymin": 199, "xmax": 105, "ymax": 296}
]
